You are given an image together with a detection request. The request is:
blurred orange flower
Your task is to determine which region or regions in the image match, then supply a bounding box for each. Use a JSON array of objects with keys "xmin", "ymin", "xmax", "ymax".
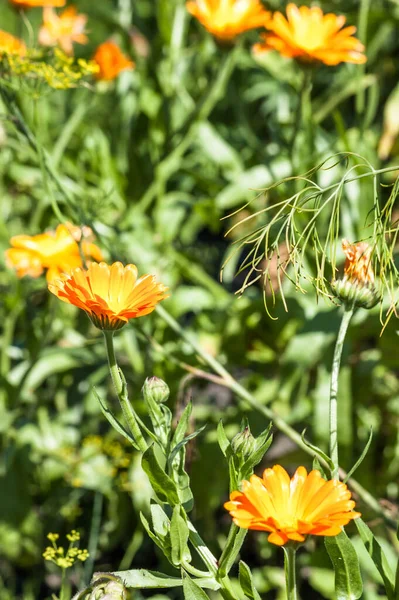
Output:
[
  {"xmin": 253, "ymin": 4, "xmax": 366, "ymax": 65},
  {"xmin": 342, "ymin": 239, "xmax": 374, "ymax": 286},
  {"xmin": 0, "ymin": 30, "xmax": 26, "ymax": 55},
  {"xmin": 5, "ymin": 224, "xmax": 103, "ymax": 283},
  {"xmin": 10, "ymin": 0, "xmax": 66, "ymax": 7},
  {"xmin": 48, "ymin": 262, "xmax": 169, "ymax": 331},
  {"xmin": 186, "ymin": 0, "xmax": 270, "ymax": 42},
  {"xmin": 38, "ymin": 6, "xmax": 88, "ymax": 55},
  {"xmin": 93, "ymin": 41, "xmax": 135, "ymax": 81},
  {"xmin": 224, "ymin": 465, "xmax": 360, "ymax": 546}
]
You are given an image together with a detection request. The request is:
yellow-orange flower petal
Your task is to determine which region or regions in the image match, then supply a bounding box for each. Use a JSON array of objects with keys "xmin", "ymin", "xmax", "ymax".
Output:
[
  {"xmin": 5, "ymin": 223, "xmax": 103, "ymax": 283},
  {"xmin": 48, "ymin": 261, "xmax": 169, "ymax": 331},
  {"xmin": 253, "ymin": 4, "xmax": 366, "ymax": 65},
  {"xmin": 93, "ymin": 41, "xmax": 135, "ymax": 81},
  {"xmin": 10, "ymin": 0, "xmax": 66, "ymax": 7},
  {"xmin": 342, "ymin": 239, "xmax": 374, "ymax": 286},
  {"xmin": 186, "ymin": 0, "xmax": 270, "ymax": 42},
  {"xmin": 38, "ymin": 6, "xmax": 88, "ymax": 55},
  {"xmin": 0, "ymin": 30, "xmax": 26, "ymax": 56},
  {"xmin": 224, "ymin": 466, "xmax": 360, "ymax": 546}
]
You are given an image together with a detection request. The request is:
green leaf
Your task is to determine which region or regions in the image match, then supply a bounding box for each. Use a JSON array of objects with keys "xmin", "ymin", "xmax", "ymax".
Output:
[
  {"xmin": 355, "ymin": 518, "xmax": 395, "ymax": 599},
  {"xmin": 301, "ymin": 429, "xmax": 334, "ymax": 474},
  {"xmin": 151, "ymin": 503, "xmax": 170, "ymax": 538},
  {"xmin": 140, "ymin": 512, "xmax": 171, "ymax": 558},
  {"xmin": 218, "ymin": 525, "xmax": 247, "ymax": 578},
  {"xmin": 183, "ymin": 573, "xmax": 211, "ymax": 600},
  {"xmin": 241, "ymin": 431, "xmax": 273, "ymax": 476},
  {"xmin": 171, "ymin": 402, "xmax": 192, "ymax": 448},
  {"xmin": 344, "ymin": 429, "xmax": 373, "ymax": 483},
  {"xmin": 217, "ymin": 420, "xmax": 230, "ymax": 458},
  {"xmin": 93, "ymin": 387, "xmax": 138, "ymax": 449},
  {"xmin": 141, "ymin": 445, "xmax": 180, "ymax": 505},
  {"xmin": 112, "ymin": 569, "xmax": 218, "ymax": 590},
  {"xmin": 169, "ymin": 426, "xmax": 206, "ymax": 467},
  {"xmin": 170, "ymin": 505, "xmax": 191, "ymax": 567},
  {"xmin": 325, "ymin": 531, "xmax": 363, "ymax": 600},
  {"xmin": 239, "ymin": 561, "xmax": 262, "ymax": 600}
]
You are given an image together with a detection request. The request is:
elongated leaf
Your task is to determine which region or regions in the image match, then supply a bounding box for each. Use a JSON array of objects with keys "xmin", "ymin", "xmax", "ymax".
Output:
[
  {"xmin": 140, "ymin": 512, "xmax": 171, "ymax": 558},
  {"xmin": 183, "ymin": 573, "xmax": 211, "ymax": 600},
  {"xmin": 344, "ymin": 429, "xmax": 373, "ymax": 483},
  {"xmin": 169, "ymin": 426, "xmax": 206, "ymax": 467},
  {"xmin": 239, "ymin": 561, "xmax": 262, "ymax": 600},
  {"xmin": 241, "ymin": 432, "xmax": 273, "ymax": 475},
  {"xmin": 93, "ymin": 387, "xmax": 138, "ymax": 449},
  {"xmin": 151, "ymin": 503, "xmax": 170, "ymax": 538},
  {"xmin": 217, "ymin": 420, "xmax": 230, "ymax": 457},
  {"xmin": 112, "ymin": 569, "xmax": 218, "ymax": 590},
  {"xmin": 172, "ymin": 402, "xmax": 192, "ymax": 447},
  {"xmin": 355, "ymin": 518, "xmax": 395, "ymax": 599},
  {"xmin": 218, "ymin": 525, "xmax": 247, "ymax": 578},
  {"xmin": 301, "ymin": 429, "xmax": 334, "ymax": 473},
  {"xmin": 325, "ymin": 531, "xmax": 363, "ymax": 600},
  {"xmin": 170, "ymin": 505, "xmax": 191, "ymax": 566},
  {"xmin": 142, "ymin": 445, "xmax": 180, "ymax": 505}
]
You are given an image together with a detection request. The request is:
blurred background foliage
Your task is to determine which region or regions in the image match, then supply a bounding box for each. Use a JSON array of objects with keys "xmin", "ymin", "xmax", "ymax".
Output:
[{"xmin": 1, "ymin": 0, "xmax": 399, "ymax": 598}]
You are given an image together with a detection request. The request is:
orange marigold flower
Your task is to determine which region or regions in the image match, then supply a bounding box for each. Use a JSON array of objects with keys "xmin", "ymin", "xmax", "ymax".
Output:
[
  {"xmin": 5, "ymin": 224, "xmax": 103, "ymax": 283},
  {"xmin": 93, "ymin": 41, "xmax": 135, "ymax": 81},
  {"xmin": 48, "ymin": 261, "xmax": 169, "ymax": 331},
  {"xmin": 224, "ymin": 465, "xmax": 360, "ymax": 546},
  {"xmin": 342, "ymin": 239, "xmax": 374, "ymax": 286},
  {"xmin": 0, "ymin": 30, "xmax": 26, "ymax": 56},
  {"xmin": 9, "ymin": 0, "xmax": 66, "ymax": 8},
  {"xmin": 253, "ymin": 4, "xmax": 366, "ymax": 66},
  {"xmin": 186, "ymin": 0, "xmax": 271, "ymax": 42},
  {"xmin": 38, "ymin": 6, "xmax": 88, "ymax": 55}
]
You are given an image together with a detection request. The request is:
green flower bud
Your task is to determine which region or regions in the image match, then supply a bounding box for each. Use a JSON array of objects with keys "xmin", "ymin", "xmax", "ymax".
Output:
[
  {"xmin": 79, "ymin": 574, "xmax": 127, "ymax": 600},
  {"xmin": 231, "ymin": 426, "xmax": 257, "ymax": 460},
  {"xmin": 331, "ymin": 278, "xmax": 379, "ymax": 310},
  {"xmin": 142, "ymin": 376, "xmax": 170, "ymax": 404}
]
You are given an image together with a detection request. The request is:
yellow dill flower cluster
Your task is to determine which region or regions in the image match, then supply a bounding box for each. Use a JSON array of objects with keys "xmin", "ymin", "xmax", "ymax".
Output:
[
  {"xmin": 43, "ymin": 531, "xmax": 89, "ymax": 569},
  {"xmin": 2, "ymin": 47, "xmax": 99, "ymax": 90}
]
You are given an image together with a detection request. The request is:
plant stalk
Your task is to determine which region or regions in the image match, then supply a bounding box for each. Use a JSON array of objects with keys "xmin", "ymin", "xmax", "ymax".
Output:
[
  {"xmin": 103, "ymin": 330, "xmax": 148, "ymax": 453},
  {"xmin": 283, "ymin": 545, "xmax": 298, "ymax": 600},
  {"xmin": 330, "ymin": 305, "xmax": 354, "ymax": 479}
]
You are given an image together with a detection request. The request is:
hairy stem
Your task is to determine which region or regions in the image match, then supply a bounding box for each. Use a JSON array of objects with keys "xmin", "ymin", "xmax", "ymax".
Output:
[
  {"xmin": 283, "ymin": 545, "xmax": 298, "ymax": 600},
  {"xmin": 330, "ymin": 305, "xmax": 355, "ymax": 479}
]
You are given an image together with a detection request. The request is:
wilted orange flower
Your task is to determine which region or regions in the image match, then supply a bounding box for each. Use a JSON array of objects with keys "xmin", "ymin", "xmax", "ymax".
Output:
[
  {"xmin": 224, "ymin": 465, "xmax": 360, "ymax": 546},
  {"xmin": 10, "ymin": 0, "xmax": 66, "ymax": 8},
  {"xmin": 48, "ymin": 262, "xmax": 169, "ymax": 331},
  {"xmin": 0, "ymin": 30, "xmax": 26, "ymax": 55},
  {"xmin": 186, "ymin": 0, "xmax": 270, "ymax": 42},
  {"xmin": 5, "ymin": 224, "xmax": 103, "ymax": 283},
  {"xmin": 93, "ymin": 41, "xmax": 135, "ymax": 81},
  {"xmin": 253, "ymin": 4, "xmax": 366, "ymax": 65},
  {"xmin": 342, "ymin": 239, "xmax": 374, "ymax": 286},
  {"xmin": 38, "ymin": 6, "xmax": 88, "ymax": 55}
]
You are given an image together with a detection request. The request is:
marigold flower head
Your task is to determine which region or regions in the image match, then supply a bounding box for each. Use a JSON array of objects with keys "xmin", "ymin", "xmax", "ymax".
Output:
[
  {"xmin": 224, "ymin": 465, "xmax": 360, "ymax": 546},
  {"xmin": 93, "ymin": 41, "xmax": 135, "ymax": 81},
  {"xmin": 342, "ymin": 239, "xmax": 374, "ymax": 286},
  {"xmin": 186, "ymin": 0, "xmax": 271, "ymax": 42},
  {"xmin": 48, "ymin": 261, "xmax": 169, "ymax": 331},
  {"xmin": 38, "ymin": 6, "xmax": 88, "ymax": 55},
  {"xmin": 5, "ymin": 223, "xmax": 103, "ymax": 283},
  {"xmin": 10, "ymin": 0, "xmax": 66, "ymax": 7},
  {"xmin": 0, "ymin": 30, "xmax": 26, "ymax": 56},
  {"xmin": 253, "ymin": 4, "xmax": 366, "ymax": 66}
]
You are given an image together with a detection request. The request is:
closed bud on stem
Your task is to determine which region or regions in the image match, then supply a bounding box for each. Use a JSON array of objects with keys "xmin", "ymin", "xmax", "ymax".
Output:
[
  {"xmin": 142, "ymin": 376, "xmax": 170, "ymax": 404},
  {"xmin": 231, "ymin": 426, "xmax": 257, "ymax": 460},
  {"xmin": 75, "ymin": 574, "xmax": 127, "ymax": 600}
]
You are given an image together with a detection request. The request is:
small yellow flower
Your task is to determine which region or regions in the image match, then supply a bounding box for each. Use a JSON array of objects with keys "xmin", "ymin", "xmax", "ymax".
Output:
[
  {"xmin": 253, "ymin": 4, "xmax": 366, "ymax": 66},
  {"xmin": 38, "ymin": 5, "xmax": 88, "ymax": 55},
  {"xmin": 225, "ymin": 465, "xmax": 360, "ymax": 546},
  {"xmin": 48, "ymin": 261, "xmax": 169, "ymax": 331},
  {"xmin": 186, "ymin": 0, "xmax": 271, "ymax": 42}
]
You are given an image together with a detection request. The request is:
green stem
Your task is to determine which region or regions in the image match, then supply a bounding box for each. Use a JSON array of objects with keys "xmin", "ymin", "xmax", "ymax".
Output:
[
  {"xmin": 330, "ymin": 305, "xmax": 354, "ymax": 479},
  {"xmin": 102, "ymin": 331, "xmax": 147, "ymax": 453},
  {"xmin": 356, "ymin": 0, "xmax": 370, "ymax": 117},
  {"xmin": 83, "ymin": 491, "xmax": 103, "ymax": 585},
  {"xmin": 283, "ymin": 545, "xmax": 298, "ymax": 600},
  {"xmin": 156, "ymin": 304, "xmax": 397, "ymax": 528},
  {"xmin": 59, "ymin": 568, "xmax": 68, "ymax": 600}
]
